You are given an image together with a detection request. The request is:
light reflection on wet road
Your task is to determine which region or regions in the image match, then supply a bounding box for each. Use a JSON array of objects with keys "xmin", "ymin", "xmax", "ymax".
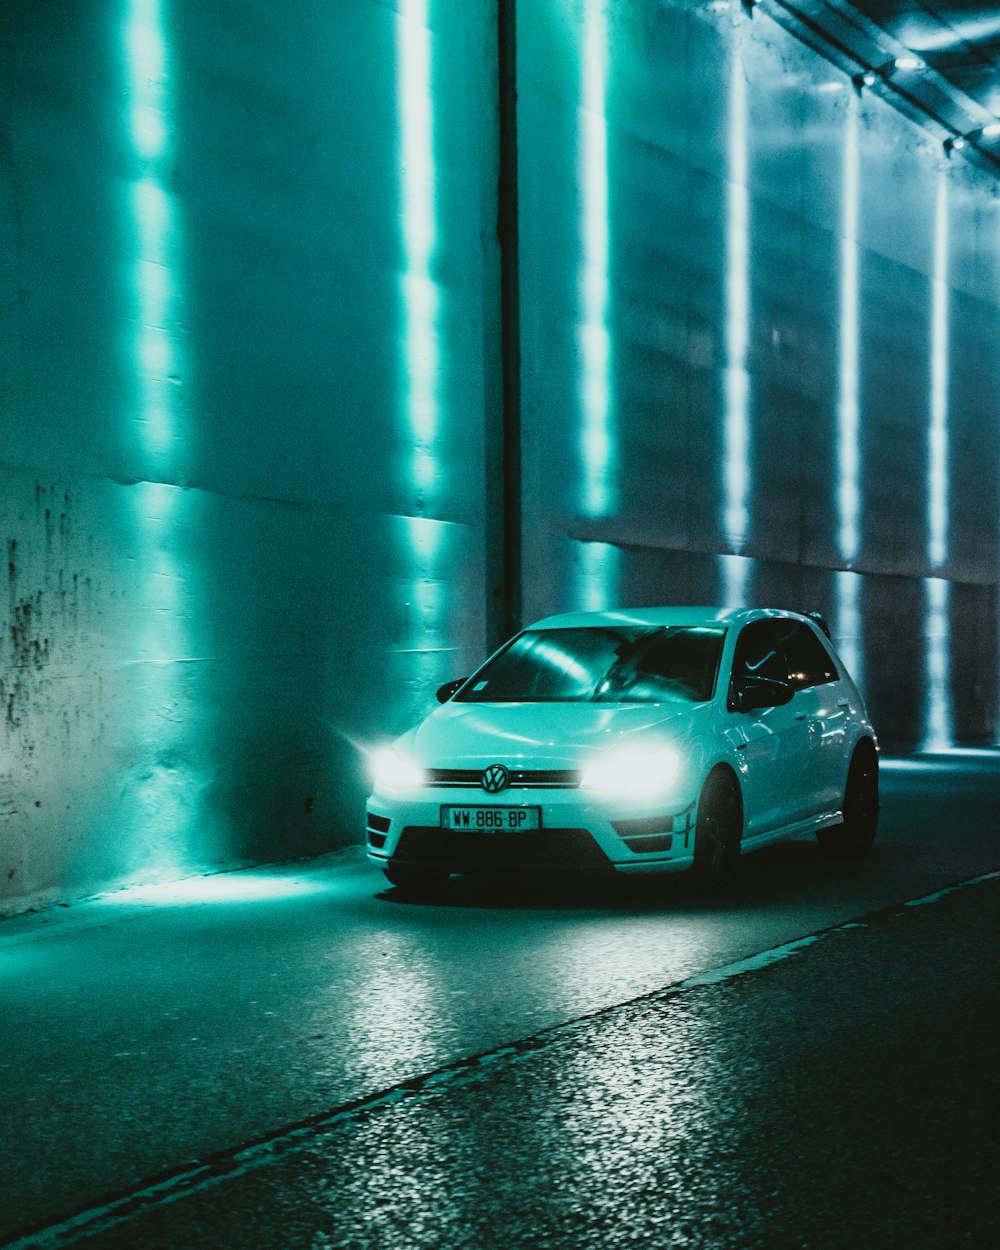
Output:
[{"xmin": 1, "ymin": 757, "xmax": 998, "ymax": 1247}]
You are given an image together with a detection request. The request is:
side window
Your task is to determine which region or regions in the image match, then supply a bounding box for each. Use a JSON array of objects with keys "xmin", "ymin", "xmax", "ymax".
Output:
[
  {"xmin": 772, "ymin": 620, "xmax": 840, "ymax": 689},
  {"xmin": 731, "ymin": 621, "xmax": 787, "ymax": 686}
]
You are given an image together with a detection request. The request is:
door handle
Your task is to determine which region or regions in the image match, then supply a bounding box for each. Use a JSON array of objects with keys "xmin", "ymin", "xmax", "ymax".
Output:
[
  {"xmin": 794, "ymin": 710, "xmax": 807, "ymax": 720},
  {"xmin": 837, "ymin": 698, "xmax": 849, "ymax": 708}
]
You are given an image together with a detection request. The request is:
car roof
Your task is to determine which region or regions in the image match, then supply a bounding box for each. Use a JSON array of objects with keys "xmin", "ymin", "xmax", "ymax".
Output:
[{"xmin": 525, "ymin": 606, "xmax": 813, "ymax": 631}]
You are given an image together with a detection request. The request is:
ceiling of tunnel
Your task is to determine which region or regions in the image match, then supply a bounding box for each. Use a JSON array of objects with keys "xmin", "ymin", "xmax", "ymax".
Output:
[
  {"xmin": 768, "ymin": 0, "xmax": 1000, "ymax": 171},
  {"xmin": 854, "ymin": 0, "xmax": 1000, "ymax": 111}
]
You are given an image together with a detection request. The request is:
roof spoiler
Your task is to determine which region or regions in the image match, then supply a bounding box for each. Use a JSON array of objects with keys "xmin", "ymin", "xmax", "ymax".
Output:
[{"xmin": 805, "ymin": 611, "xmax": 832, "ymax": 639}]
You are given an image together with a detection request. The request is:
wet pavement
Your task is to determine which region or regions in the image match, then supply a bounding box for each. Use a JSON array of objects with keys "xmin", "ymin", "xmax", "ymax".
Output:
[{"xmin": 1, "ymin": 756, "xmax": 999, "ymax": 1248}]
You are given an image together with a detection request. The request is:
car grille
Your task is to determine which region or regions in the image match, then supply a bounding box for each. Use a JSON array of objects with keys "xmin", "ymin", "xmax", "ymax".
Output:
[
  {"xmin": 393, "ymin": 826, "xmax": 609, "ymax": 869},
  {"xmin": 425, "ymin": 768, "xmax": 580, "ymax": 789},
  {"xmin": 611, "ymin": 803, "xmax": 694, "ymax": 855},
  {"xmin": 366, "ymin": 811, "xmax": 391, "ymax": 850}
]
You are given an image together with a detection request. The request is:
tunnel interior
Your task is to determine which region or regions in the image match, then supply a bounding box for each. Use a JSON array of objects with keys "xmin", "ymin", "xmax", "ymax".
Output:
[{"xmin": 1, "ymin": 0, "xmax": 999, "ymax": 912}]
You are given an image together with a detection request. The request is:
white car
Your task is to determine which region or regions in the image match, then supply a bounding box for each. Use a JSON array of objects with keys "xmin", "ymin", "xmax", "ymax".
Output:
[{"xmin": 366, "ymin": 607, "xmax": 878, "ymax": 892}]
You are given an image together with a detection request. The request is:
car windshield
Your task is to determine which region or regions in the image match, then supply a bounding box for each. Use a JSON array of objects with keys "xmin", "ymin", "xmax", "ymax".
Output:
[{"xmin": 455, "ymin": 626, "xmax": 726, "ymax": 704}]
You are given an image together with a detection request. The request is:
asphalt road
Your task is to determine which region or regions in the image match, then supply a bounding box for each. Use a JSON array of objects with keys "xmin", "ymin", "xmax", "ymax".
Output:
[{"xmin": 1, "ymin": 755, "xmax": 998, "ymax": 1248}]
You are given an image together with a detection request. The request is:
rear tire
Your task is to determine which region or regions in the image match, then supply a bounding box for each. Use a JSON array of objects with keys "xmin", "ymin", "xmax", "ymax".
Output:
[
  {"xmin": 818, "ymin": 742, "xmax": 878, "ymax": 855},
  {"xmin": 382, "ymin": 863, "xmax": 450, "ymax": 895},
  {"xmin": 691, "ymin": 769, "xmax": 742, "ymax": 891}
]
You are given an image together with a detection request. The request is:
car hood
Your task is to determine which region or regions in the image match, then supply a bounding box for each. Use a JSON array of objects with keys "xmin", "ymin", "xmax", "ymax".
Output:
[{"xmin": 400, "ymin": 699, "xmax": 713, "ymax": 769}]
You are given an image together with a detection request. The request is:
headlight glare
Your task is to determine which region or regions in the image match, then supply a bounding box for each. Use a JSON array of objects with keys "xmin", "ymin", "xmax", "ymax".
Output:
[
  {"xmin": 580, "ymin": 745, "xmax": 681, "ymax": 799},
  {"xmin": 371, "ymin": 747, "xmax": 427, "ymax": 793}
]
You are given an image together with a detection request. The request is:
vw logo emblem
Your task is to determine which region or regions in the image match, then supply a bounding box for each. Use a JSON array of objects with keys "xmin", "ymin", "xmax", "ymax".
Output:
[{"xmin": 481, "ymin": 764, "xmax": 509, "ymax": 793}]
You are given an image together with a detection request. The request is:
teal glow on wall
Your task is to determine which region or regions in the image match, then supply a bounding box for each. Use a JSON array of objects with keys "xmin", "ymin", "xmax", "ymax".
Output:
[
  {"xmin": 923, "ymin": 575, "xmax": 952, "ymax": 750},
  {"xmin": 578, "ymin": 0, "xmax": 614, "ymax": 521},
  {"xmin": 836, "ymin": 92, "xmax": 863, "ymax": 688},
  {"xmin": 123, "ymin": 0, "xmax": 183, "ymax": 464},
  {"xmin": 577, "ymin": 542, "xmax": 619, "ymax": 613},
  {"xmin": 398, "ymin": 0, "xmax": 441, "ymax": 508},
  {"xmin": 121, "ymin": 0, "xmax": 198, "ymax": 869},
  {"xmin": 722, "ymin": 39, "xmax": 750, "ymax": 609},
  {"xmin": 928, "ymin": 172, "xmax": 950, "ymax": 571},
  {"xmin": 837, "ymin": 91, "xmax": 861, "ymax": 568},
  {"xmin": 396, "ymin": 2, "xmax": 448, "ymax": 680},
  {"xmin": 923, "ymin": 171, "xmax": 953, "ymax": 749},
  {"xmin": 836, "ymin": 569, "xmax": 863, "ymax": 690}
]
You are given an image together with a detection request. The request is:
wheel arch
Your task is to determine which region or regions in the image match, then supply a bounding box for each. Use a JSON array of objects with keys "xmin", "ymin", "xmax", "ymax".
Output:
[
  {"xmin": 851, "ymin": 734, "xmax": 878, "ymax": 762},
  {"xmin": 701, "ymin": 760, "xmax": 745, "ymax": 829}
]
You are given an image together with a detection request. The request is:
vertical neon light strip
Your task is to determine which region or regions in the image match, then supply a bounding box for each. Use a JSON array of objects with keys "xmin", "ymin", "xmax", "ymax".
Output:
[
  {"xmin": 722, "ymin": 44, "xmax": 750, "ymax": 609},
  {"xmin": 398, "ymin": 0, "xmax": 439, "ymax": 506},
  {"xmin": 836, "ymin": 94, "xmax": 862, "ymax": 684},
  {"xmin": 923, "ymin": 172, "xmax": 952, "ymax": 750},
  {"xmin": 928, "ymin": 174, "xmax": 949, "ymax": 571},
  {"xmin": 579, "ymin": 0, "xmax": 613, "ymax": 519},
  {"xmin": 397, "ymin": 3, "xmax": 443, "ymax": 665},
  {"xmin": 125, "ymin": 0, "xmax": 181, "ymax": 463},
  {"xmin": 576, "ymin": 1, "xmax": 616, "ymax": 610},
  {"xmin": 837, "ymin": 93, "xmax": 860, "ymax": 567},
  {"xmin": 123, "ymin": 0, "xmax": 191, "ymax": 855}
]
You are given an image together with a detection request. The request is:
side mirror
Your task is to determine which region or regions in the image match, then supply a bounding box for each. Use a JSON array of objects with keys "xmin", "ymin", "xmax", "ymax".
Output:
[
  {"xmin": 436, "ymin": 678, "xmax": 468, "ymax": 704},
  {"xmin": 733, "ymin": 676, "xmax": 794, "ymax": 713}
]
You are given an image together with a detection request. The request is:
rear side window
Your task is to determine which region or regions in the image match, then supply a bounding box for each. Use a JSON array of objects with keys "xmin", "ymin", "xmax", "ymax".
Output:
[{"xmin": 770, "ymin": 619, "xmax": 839, "ymax": 689}]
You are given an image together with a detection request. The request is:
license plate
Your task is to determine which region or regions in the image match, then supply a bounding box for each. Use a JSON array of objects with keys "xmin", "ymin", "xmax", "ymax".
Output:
[{"xmin": 441, "ymin": 806, "xmax": 541, "ymax": 832}]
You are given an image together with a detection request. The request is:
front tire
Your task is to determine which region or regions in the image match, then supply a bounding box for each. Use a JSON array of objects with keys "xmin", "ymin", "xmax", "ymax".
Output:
[
  {"xmin": 818, "ymin": 742, "xmax": 878, "ymax": 855},
  {"xmin": 691, "ymin": 769, "xmax": 743, "ymax": 890}
]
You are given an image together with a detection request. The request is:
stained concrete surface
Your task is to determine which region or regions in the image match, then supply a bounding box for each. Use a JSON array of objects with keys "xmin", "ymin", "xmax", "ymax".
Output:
[{"xmin": 1, "ymin": 757, "xmax": 998, "ymax": 1247}]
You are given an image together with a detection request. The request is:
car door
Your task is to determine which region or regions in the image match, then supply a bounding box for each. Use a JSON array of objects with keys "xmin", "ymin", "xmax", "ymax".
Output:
[
  {"xmin": 769, "ymin": 618, "xmax": 849, "ymax": 818},
  {"xmin": 726, "ymin": 620, "xmax": 803, "ymax": 836}
]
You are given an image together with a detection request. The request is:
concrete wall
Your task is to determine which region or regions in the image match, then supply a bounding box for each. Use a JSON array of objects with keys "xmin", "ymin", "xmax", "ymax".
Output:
[
  {"xmin": 518, "ymin": 0, "xmax": 1000, "ymax": 751},
  {"xmin": 0, "ymin": 0, "xmax": 501, "ymax": 910},
  {"xmin": 2, "ymin": 0, "xmax": 999, "ymax": 911}
]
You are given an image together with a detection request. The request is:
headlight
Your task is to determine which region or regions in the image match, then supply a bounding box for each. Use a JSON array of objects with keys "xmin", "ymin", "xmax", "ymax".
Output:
[
  {"xmin": 580, "ymin": 745, "xmax": 681, "ymax": 800},
  {"xmin": 371, "ymin": 747, "xmax": 427, "ymax": 793}
]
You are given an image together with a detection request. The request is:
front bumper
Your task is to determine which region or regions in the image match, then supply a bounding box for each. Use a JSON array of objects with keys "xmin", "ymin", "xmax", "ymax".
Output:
[{"xmin": 365, "ymin": 787, "xmax": 697, "ymax": 876}]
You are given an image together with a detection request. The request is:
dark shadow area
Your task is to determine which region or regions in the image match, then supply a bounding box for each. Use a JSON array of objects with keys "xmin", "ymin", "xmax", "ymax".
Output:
[{"xmin": 373, "ymin": 835, "xmax": 895, "ymax": 915}]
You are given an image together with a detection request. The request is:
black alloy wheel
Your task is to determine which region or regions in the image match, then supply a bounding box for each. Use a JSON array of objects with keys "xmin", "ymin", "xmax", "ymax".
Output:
[
  {"xmin": 818, "ymin": 742, "xmax": 879, "ymax": 855},
  {"xmin": 691, "ymin": 769, "xmax": 742, "ymax": 890}
]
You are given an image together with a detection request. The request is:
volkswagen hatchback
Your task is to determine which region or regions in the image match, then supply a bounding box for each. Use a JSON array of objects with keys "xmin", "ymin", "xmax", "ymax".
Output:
[{"xmin": 365, "ymin": 607, "xmax": 878, "ymax": 891}]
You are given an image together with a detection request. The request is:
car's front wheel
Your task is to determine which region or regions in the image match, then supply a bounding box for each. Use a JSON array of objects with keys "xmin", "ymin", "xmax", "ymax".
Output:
[
  {"xmin": 691, "ymin": 768, "xmax": 743, "ymax": 890},
  {"xmin": 383, "ymin": 863, "xmax": 451, "ymax": 895},
  {"xmin": 818, "ymin": 741, "xmax": 879, "ymax": 855}
]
